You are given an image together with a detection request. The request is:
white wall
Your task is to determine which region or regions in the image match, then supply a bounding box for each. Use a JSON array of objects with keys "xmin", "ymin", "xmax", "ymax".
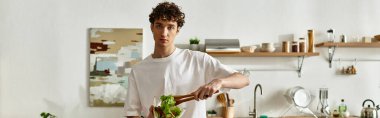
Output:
[{"xmin": 1, "ymin": 0, "xmax": 379, "ymax": 118}]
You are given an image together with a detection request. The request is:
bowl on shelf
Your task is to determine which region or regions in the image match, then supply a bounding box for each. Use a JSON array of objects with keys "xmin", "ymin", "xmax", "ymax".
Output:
[
  {"xmin": 261, "ymin": 47, "xmax": 276, "ymax": 52},
  {"xmin": 241, "ymin": 46, "xmax": 257, "ymax": 53},
  {"xmin": 260, "ymin": 43, "xmax": 275, "ymax": 52}
]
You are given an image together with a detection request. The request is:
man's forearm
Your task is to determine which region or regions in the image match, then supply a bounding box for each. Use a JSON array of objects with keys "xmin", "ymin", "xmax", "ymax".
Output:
[{"xmin": 219, "ymin": 72, "xmax": 250, "ymax": 89}]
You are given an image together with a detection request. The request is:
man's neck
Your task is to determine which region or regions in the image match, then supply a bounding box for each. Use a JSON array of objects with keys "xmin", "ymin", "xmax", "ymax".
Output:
[{"xmin": 152, "ymin": 45, "xmax": 176, "ymax": 58}]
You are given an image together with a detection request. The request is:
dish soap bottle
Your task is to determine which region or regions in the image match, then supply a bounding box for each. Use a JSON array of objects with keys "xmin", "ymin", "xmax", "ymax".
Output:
[{"xmin": 338, "ymin": 99, "xmax": 347, "ymax": 117}]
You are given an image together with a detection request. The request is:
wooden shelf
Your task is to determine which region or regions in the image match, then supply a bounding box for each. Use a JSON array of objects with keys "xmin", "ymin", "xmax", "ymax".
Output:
[
  {"xmin": 316, "ymin": 42, "xmax": 380, "ymax": 68},
  {"xmin": 207, "ymin": 52, "xmax": 320, "ymax": 57},
  {"xmin": 316, "ymin": 42, "xmax": 380, "ymax": 47},
  {"xmin": 206, "ymin": 52, "xmax": 319, "ymax": 78}
]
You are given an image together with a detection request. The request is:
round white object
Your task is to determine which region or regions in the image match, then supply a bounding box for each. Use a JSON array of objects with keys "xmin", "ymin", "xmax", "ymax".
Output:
[{"xmin": 293, "ymin": 89, "xmax": 311, "ymax": 107}]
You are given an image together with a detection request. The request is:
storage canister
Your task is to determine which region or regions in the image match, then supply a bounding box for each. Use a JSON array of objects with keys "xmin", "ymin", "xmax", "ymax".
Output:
[
  {"xmin": 292, "ymin": 41, "xmax": 299, "ymax": 53},
  {"xmin": 299, "ymin": 38, "xmax": 307, "ymax": 53},
  {"xmin": 307, "ymin": 30, "xmax": 315, "ymax": 52},
  {"xmin": 282, "ymin": 41, "xmax": 290, "ymax": 53}
]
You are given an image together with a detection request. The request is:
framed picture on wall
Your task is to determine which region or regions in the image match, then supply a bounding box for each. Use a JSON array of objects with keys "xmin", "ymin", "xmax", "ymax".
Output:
[{"xmin": 89, "ymin": 28, "xmax": 143, "ymax": 107}]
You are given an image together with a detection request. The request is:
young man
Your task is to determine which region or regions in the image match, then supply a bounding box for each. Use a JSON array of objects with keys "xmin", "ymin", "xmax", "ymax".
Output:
[{"xmin": 125, "ymin": 2, "xmax": 249, "ymax": 118}]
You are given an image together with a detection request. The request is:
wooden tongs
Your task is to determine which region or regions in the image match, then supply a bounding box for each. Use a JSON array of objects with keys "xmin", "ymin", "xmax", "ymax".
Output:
[{"xmin": 174, "ymin": 94, "xmax": 195, "ymax": 106}]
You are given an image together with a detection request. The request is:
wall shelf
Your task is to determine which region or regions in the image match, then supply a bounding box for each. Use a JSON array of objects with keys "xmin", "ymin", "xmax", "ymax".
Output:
[
  {"xmin": 316, "ymin": 42, "xmax": 380, "ymax": 68},
  {"xmin": 316, "ymin": 42, "xmax": 380, "ymax": 47},
  {"xmin": 207, "ymin": 52, "xmax": 320, "ymax": 78}
]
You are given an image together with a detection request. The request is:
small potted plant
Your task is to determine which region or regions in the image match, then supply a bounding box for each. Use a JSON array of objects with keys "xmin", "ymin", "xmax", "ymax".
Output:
[
  {"xmin": 189, "ymin": 37, "xmax": 200, "ymax": 51},
  {"xmin": 207, "ymin": 110, "xmax": 217, "ymax": 117},
  {"xmin": 40, "ymin": 112, "xmax": 56, "ymax": 118}
]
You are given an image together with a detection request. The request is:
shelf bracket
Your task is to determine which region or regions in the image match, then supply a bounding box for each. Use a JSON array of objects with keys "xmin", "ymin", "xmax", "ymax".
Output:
[
  {"xmin": 328, "ymin": 46, "xmax": 336, "ymax": 68},
  {"xmin": 297, "ymin": 56, "xmax": 305, "ymax": 78}
]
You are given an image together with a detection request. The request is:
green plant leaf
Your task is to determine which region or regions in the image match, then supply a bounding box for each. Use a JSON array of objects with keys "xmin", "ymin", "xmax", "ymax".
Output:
[
  {"xmin": 159, "ymin": 95, "xmax": 182, "ymax": 118},
  {"xmin": 189, "ymin": 37, "xmax": 200, "ymax": 44}
]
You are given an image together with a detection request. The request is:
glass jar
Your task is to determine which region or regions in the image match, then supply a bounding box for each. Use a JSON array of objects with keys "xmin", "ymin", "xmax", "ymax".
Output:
[
  {"xmin": 327, "ymin": 29, "xmax": 335, "ymax": 42},
  {"xmin": 340, "ymin": 34, "xmax": 347, "ymax": 43},
  {"xmin": 299, "ymin": 38, "xmax": 306, "ymax": 53},
  {"xmin": 292, "ymin": 41, "xmax": 299, "ymax": 53}
]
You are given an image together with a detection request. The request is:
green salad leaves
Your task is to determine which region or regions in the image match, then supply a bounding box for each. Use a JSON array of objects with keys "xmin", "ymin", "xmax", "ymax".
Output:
[{"xmin": 157, "ymin": 95, "xmax": 182, "ymax": 118}]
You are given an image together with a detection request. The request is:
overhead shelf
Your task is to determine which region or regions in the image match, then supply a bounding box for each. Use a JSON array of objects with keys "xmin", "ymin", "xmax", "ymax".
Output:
[
  {"xmin": 207, "ymin": 52, "xmax": 320, "ymax": 78},
  {"xmin": 316, "ymin": 42, "xmax": 380, "ymax": 48},
  {"xmin": 207, "ymin": 52, "xmax": 320, "ymax": 57},
  {"xmin": 316, "ymin": 42, "xmax": 380, "ymax": 68}
]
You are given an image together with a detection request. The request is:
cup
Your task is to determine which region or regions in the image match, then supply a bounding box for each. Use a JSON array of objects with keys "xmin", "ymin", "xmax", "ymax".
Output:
[{"xmin": 261, "ymin": 43, "xmax": 275, "ymax": 52}]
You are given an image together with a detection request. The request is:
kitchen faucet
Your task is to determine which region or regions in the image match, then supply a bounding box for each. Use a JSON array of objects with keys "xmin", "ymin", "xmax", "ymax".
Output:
[{"xmin": 249, "ymin": 84, "xmax": 262, "ymax": 118}]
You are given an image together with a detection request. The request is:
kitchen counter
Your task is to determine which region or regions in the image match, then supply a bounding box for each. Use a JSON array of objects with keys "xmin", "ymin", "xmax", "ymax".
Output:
[
  {"xmin": 280, "ymin": 116, "xmax": 359, "ymax": 118},
  {"xmin": 232, "ymin": 116, "xmax": 359, "ymax": 118},
  {"xmin": 209, "ymin": 116, "xmax": 359, "ymax": 118}
]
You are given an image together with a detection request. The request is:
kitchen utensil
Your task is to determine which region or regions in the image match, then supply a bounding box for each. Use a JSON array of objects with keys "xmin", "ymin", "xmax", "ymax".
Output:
[
  {"xmin": 217, "ymin": 93, "xmax": 227, "ymax": 107},
  {"xmin": 261, "ymin": 43, "xmax": 275, "ymax": 52},
  {"xmin": 317, "ymin": 88, "xmax": 330, "ymax": 117},
  {"xmin": 361, "ymin": 99, "xmax": 380, "ymax": 118},
  {"xmin": 283, "ymin": 86, "xmax": 317, "ymax": 118},
  {"xmin": 226, "ymin": 93, "xmax": 230, "ymax": 107},
  {"xmin": 224, "ymin": 93, "xmax": 234, "ymax": 118},
  {"xmin": 205, "ymin": 39, "xmax": 241, "ymax": 53},
  {"xmin": 261, "ymin": 47, "xmax": 275, "ymax": 52},
  {"xmin": 285, "ymin": 86, "xmax": 312, "ymax": 108},
  {"xmin": 229, "ymin": 99, "xmax": 235, "ymax": 107},
  {"xmin": 225, "ymin": 107, "xmax": 234, "ymax": 118},
  {"xmin": 217, "ymin": 93, "xmax": 228, "ymax": 117},
  {"xmin": 241, "ymin": 46, "xmax": 257, "ymax": 53},
  {"xmin": 173, "ymin": 94, "xmax": 195, "ymax": 106}
]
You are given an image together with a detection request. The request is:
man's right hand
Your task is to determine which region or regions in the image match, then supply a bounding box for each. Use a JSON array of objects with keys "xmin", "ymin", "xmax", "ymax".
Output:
[
  {"xmin": 192, "ymin": 79, "xmax": 222, "ymax": 100},
  {"xmin": 147, "ymin": 105, "xmax": 154, "ymax": 118},
  {"xmin": 126, "ymin": 106, "xmax": 154, "ymax": 118}
]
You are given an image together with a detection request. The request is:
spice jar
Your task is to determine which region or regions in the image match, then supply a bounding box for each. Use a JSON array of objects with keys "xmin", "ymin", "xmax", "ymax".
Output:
[
  {"xmin": 332, "ymin": 109, "xmax": 340, "ymax": 117},
  {"xmin": 340, "ymin": 34, "xmax": 346, "ymax": 43},
  {"xmin": 282, "ymin": 41, "xmax": 290, "ymax": 53},
  {"xmin": 299, "ymin": 38, "xmax": 306, "ymax": 53},
  {"xmin": 292, "ymin": 41, "xmax": 299, "ymax": 53}
]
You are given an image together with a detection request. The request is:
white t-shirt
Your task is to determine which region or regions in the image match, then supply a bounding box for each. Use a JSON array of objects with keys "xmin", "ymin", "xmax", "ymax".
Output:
[{"xmin": 124, "ymin": 48, "xmax": 236, "ymax": 118}]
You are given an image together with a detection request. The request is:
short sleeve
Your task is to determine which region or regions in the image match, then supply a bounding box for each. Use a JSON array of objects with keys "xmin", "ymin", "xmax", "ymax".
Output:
[
  {"xmin": 124, "ymin": 69, "xmax": 142, "ymax": 116},
  {"xmin": 203, "ymin": 53, "xmax": 237, "ymax": 91}
]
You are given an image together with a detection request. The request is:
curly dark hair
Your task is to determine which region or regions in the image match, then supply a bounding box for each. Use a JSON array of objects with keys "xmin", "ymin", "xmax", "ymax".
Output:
[{"xmin": 149, "ymin": 2, "xmax": 185, "ymax": 28}]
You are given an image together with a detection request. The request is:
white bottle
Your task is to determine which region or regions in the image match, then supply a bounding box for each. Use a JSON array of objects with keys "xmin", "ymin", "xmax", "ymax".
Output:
[{"xmin": 327, "ymin": 29, "xmax": 335, "ymax": 42}]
